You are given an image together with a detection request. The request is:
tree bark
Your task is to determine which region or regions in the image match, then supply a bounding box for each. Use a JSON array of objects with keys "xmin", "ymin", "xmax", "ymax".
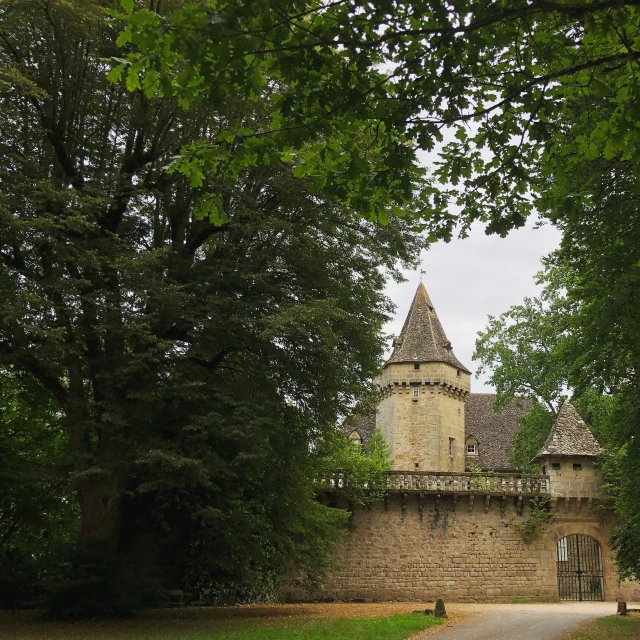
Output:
[{"xmin": 76, "ymin": 469, "xmax": 127, "ymax": 546}]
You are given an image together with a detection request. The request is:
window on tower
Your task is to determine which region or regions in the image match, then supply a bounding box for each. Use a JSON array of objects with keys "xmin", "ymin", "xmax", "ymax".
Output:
[
  {"xmin": 414, "ymin": 362, "xmax": 420, "ymax": 370},
  {"xmin": 412, "ymin": 386, "xmax": 420, "ymax": 398},
  {"xmin": 449, "ymin": 437, "xmax": 454, "ymax": 457}
]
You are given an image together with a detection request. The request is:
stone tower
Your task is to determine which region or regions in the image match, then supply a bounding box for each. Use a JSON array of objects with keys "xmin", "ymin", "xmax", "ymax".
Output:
[{"xmin": 374, "ymin": 283, "xmax": 470, "ymax": 472}]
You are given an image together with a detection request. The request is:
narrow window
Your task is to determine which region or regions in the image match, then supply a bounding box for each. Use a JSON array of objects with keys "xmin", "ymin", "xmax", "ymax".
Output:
[
  {"xmin": 542, "ymin": 465, "xmax": 546, "ymax": 475},
  {"xmin": 449, "ymin": 437, "xmax": 454, "ymax": 457},
  {"xmin": 456, "ymin": 369, "xmax": 461, "ymax": 376},
  {"xmin": 414, "ymin": 462, "xmax": 419, "ymax": 469},
  {"xmin": 552, "ymin": 462, "xmax": 561, "ymax": 471},
  {"xmin": 414, "ymin": 362, "xmax": 420, "ymax": 370},
  {"xmin": 573, "ymin": 463, "xmax": 582, "ymax": 471},
  {"xmin": 467, "ymin": 443, "xmax": 476, "ymax": 454},
  {"xmin": 412, "ymin": 386, "xmax": 420, "ymax": 398}
]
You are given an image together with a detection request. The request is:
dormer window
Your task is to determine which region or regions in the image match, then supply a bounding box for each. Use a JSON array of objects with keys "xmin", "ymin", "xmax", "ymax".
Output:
[
  {"xmin": 467, "ymin": 443, "xmax": 476, "ymax": 454},
  {"xmin": 348, "ymin": 431, "xmax": 362, "ymax": 446},
  {"xmin": 465, "ymin": 436, "xmax": 478, "ymax": 455}
]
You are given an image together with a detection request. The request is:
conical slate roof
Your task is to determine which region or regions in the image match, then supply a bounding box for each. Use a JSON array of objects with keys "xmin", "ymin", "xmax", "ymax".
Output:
[
  {"xmin": 533, "ymin": 401, "xmax": 602, "ymax": 461},
  {"xmin": 386, "ymin": 283, "xmax": 470, "ymax": 373}
]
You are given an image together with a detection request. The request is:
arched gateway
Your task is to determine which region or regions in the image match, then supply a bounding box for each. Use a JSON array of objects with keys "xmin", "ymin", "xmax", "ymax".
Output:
[{"xmin": 557, "ymin": 535, "xmax": 604, "ymax": 601}]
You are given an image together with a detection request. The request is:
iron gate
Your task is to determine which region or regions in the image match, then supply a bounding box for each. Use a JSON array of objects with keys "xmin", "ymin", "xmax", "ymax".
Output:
[{"xmin": 557, "ymin": 535, "xmax": 604, "ymax": 601}]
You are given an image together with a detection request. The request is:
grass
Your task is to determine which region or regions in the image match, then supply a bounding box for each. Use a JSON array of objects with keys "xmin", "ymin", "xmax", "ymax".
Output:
[
  {"xmin": 559, "ymin": 614, "xmax": 640, "ymax": 639},
  {"xmin": 0, "ymin": 611, "xmax": 444, "ymax": 640}
]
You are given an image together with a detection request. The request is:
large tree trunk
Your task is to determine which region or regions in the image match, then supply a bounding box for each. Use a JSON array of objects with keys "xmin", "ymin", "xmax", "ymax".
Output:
[{"xmin": 76, "ymin": 469, "xmax": 127, "ymax": 546}]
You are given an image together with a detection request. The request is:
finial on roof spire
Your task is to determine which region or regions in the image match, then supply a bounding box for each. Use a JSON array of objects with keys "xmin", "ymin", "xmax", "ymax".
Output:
[{"xmin": 419, "ymin": 266, "xmax": 426, "ymax": 282}]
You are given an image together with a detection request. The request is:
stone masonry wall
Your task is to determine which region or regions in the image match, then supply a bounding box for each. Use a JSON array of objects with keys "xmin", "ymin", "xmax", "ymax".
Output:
[
  {"xmin": 375, "ymin": 363, "xmax": 470, "ymax": 472},
  {"xmin": 540, "ymin": 456, "xmax": 604, "ymax": 498},
  {"xmin": 283, "ymin": 494, "xmax": 640, "ymax": 603}
]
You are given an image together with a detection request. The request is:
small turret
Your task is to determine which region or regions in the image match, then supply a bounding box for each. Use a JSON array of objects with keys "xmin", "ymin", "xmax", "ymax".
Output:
[
  {"xmin": 375, "ymin": 283, "xmax": 470, "ymax": 472},
  {"xmin": 533, "ymin": 401, "xmax": 603, "ymax": 497}
]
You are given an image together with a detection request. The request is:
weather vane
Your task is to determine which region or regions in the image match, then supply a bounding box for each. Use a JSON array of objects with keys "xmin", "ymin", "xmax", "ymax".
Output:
[{"xmin": 419, "ymin": 266, "xmax": 426, "ymax": 282}]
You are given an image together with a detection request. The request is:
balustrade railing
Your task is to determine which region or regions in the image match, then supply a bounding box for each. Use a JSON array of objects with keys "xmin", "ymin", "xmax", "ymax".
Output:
[{"xmin": 319, "ymin": 470, "xmax": 550, "ymax": 496}]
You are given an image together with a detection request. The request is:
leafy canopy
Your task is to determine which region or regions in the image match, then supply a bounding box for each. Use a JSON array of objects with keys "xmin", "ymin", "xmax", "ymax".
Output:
[
  {"xmin": 118, "ymin": 0, "xmax": 640, "ymax": 239},
  {"xmin": 0, "ymin": 0, "xmax": 422, "ymax": 614}
]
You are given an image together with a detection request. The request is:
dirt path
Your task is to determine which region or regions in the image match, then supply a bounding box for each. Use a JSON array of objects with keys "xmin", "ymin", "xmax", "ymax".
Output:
[{"xmin": 422, "ymin": 603, "xmax": 618, "ymax": 640}]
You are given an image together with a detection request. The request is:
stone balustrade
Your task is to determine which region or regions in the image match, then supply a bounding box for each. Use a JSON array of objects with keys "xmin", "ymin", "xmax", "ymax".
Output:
[{"xmin": 320, "ymin": 470, "xmax": 550, "ymax": 496}]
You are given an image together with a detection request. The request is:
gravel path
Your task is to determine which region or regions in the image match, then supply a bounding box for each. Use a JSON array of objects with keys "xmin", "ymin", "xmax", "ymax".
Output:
[{"xmin": 423, "ymin": 602, "xmax": 618, "ymax": 640}]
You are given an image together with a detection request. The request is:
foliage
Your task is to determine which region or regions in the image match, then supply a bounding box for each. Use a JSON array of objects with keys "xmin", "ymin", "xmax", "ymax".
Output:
[
  {"xmin": 118, "ymin": 0, "xmax": 640, "ymax": 240},
  {"xmin": 0, "ymin": 0, "xmax": 423, "ymax": 615},
  {"xmin": 466, "ymin": 460, "xmax": 482, "ymax": 474},
  {"xmin": 0, "ymin": 371, "xmax": 78, "ymax": 610},
  {"xmin": 474, "ymin": 291, "xmax": 570, "ymax": 415},
  {"xmin": 522, "ymin": 496, "xmax": 554, "ymax": 544},
  {"xmin": 536, "ymin": 80, "xmax": 640, "ymax": 580},
  {"xmin": 509, "ymin": 400, "xmax": 555, "ymax": 474},
  {"xmin": 475, "ymin": 73, "xmax": 640, "ymax": 576},
  {"xmin": 321, "ymin": 430, "xmax": 392, "ymax": 507}
]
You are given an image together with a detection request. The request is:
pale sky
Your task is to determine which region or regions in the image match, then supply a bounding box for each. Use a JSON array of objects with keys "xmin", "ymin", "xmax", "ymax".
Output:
[{"xmin": 383, "ymin": 217, "xmax": 562, "ymax": 392}]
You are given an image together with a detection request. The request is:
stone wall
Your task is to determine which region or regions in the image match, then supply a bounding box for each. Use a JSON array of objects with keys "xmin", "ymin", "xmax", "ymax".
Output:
[
  {"xmin": 283, "ymin": 494, "xmax": 640, "ymax": 603},
  {"xmin": 375, "ymin": 363, "xmax": 470, "ymax": 472},
  {"xmin": 539, "ymin": 456, "xmax": 603, "ymax": 498}
]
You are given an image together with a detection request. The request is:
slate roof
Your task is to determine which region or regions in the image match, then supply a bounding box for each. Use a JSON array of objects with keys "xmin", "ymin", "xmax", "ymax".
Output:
[
  {"xmin": 386, "ymin": 283, "xmax": 470, "ymax": 373},
  {"xmin": 465, "ymin": 394, "xmax": 532, "ymax": 470},
  {"xmin": 533, "ymin": 401, "xmax": 602, "ymax": 461},
  {"xmin": 342, "ymin": 411, "xmax": 376, "ymax": 444}
]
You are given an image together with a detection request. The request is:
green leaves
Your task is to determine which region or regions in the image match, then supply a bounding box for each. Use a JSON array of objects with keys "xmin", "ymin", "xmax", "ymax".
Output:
[
  {"xmin": 125, "ymin": 65, "xmax": 140, "ymax": 91},
  {"xmin": 195, "ymin": 193, "xmax": 227, "ymax": 225},
  {"xmin": 113, "ymin": 0, "xmax": 640, "ymax": 240}
]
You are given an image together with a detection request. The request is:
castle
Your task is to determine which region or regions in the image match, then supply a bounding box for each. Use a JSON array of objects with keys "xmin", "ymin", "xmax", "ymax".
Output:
[{"xmin": 286, "ymin": 283, "xmax": 640, "ymax": 603}]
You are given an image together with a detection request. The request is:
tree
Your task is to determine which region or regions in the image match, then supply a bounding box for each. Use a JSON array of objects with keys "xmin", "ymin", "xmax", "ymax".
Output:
[
  {"xmin": 119, "ymin": 0, "xmax": 640, "ymax": 239},
  {"xmin": 474, "ymin": 287, "xmax": 571, "ymax": 415},
  {"xmin": 0, "ymin": 0, "xmax": 423, "ymax": 614},
  {"xmin": 475, "ymin": 73, "xmax": 640, "ymax": 576},
  {"xmin": 0, "ymin": 371, "xmax": 78, "ymax": 610}
]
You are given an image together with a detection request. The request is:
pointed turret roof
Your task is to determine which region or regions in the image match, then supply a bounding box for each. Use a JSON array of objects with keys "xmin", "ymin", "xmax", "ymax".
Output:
[
  {"xmin": 533, "ymin": 401, "xmax": 602, "ymax": 461},
  {"xmin": 386, "ymin": 283, "xmax": 470, "ymax": 373}
]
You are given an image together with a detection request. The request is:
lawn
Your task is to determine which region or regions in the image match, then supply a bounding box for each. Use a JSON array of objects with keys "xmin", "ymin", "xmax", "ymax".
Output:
[
  {"xmin": 560, "ymin": 614, "xmax": 640, "ymax": 639},
  {"xmin": 0, "ymin": 607, "xmax": 444, "ymax": 640}
]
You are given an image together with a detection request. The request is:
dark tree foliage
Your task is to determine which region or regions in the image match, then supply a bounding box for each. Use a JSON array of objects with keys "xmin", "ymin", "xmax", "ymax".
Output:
[
  {"xmin": 0, "ymin": 0, "xmax": 421, "ymax": 615},
  {"xmin": 538, "ymin": 83, "xmax": 640, "ymax": 581},
  {"xmin": 475, "ymin": 74, "xmax": 640, "ymax": 580},
  {"xmin": 0, "ymin": 372, "xmax": 77, "ymax": 611}
]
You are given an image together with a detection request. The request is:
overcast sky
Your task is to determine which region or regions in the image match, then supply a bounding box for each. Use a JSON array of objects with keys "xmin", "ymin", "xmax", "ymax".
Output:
[{"xmin": 383, "ymin": 217, "xmax": 562, "ymax": 393}]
